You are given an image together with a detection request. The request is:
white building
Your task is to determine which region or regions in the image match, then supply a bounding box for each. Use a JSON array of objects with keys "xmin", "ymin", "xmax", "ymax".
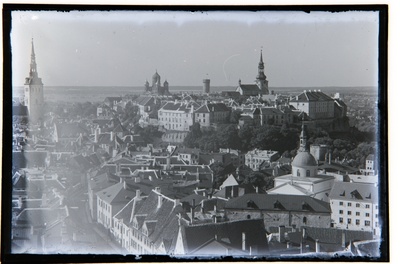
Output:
[
  {"xmin": 329, "ymin": 182, "xmax": 380, "ymax": 237},
  {"xmin": 245, "ymin": 149, "xmax": 279, "ymax": 171},
  {"xmin": 267, "ymin": 123, "xmax": 337, "ymax": 202},
  {"xmin": 158, "ymin": 101, "xmax": 200, "ymax": 131}
]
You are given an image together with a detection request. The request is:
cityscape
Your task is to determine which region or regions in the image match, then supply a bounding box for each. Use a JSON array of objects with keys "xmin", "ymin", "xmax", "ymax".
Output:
[{"xmin": 8, "ymin": 10, "xmax": 384, "ymax": 260}]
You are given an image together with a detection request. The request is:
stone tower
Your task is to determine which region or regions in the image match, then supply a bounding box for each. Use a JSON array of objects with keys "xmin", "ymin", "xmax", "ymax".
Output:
[
  {"xmin": 255, "ymin": 50, "xmax": 269, "ymax": 95},
  {"xmin": 24, "ymin": 39, "xmax": 44, "ymax": 124}
]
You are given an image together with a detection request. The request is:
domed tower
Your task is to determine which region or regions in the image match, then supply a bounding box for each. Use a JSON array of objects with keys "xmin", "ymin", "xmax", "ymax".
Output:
[
  {"xmin": 24, "ymin": 38, "xmax": 44, "ymax": 124},
  {"xmin": 255, "ymin": 49, "xmax": 269, "ymax": 95},
  {"xmin": 152, "ymin": 70, "xmax": 161, "ymax": 88},
  {"xmin": 144, "ymin": 80, "xmax": 150, "ymax": 93},
  {"xmin": 291, "ymin": 123, "xmax": 318, "ymax": 177},
  {"xmin": 163, "ymin": 80, "xmax": 169, "ymax": 95}
]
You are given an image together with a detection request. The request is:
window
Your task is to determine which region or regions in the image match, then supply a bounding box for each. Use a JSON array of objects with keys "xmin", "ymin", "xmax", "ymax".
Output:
[
  {"xmin": 306, "ymin": 170, "xmax": 310, "ymax": 177},
  {"xmin": 339, "ymin": 217, "xmax": 343, "ymax": 223},
  {"xmin": 356, "ymin": 203, "xmax": 360, "ymax": 208},
  {"xmin": 297, "ymin": 170, "xmax": 300, "ymax": 176},
  {"xmin": 339, "ymin": 210, "xmax": 343, "ymax": 214},
  {"xmin": 347, "ymin": 219, "xmax": 351, "ymax": 224},
  {"xmin": 339, "ymin": 202, "xmax": 343, "ymax": 206},
  {"xmin": 356, "ymin": 219, "xmax": 360, "ymax": 225},
  {"xmin": 347, "ymin": 202, "xmax": 352, "ymax": 207},
  {"xmin": 356, "ymin": 212, "xmax": 360, "ymax": 216},
  {"xmin": 366, "ymin": 204, "xmax": 370, "ymax": 209},
  {"xmin": 365, "ymin": 220, "xmax": 371, "ymax": 226},
  {"xmin": 366, "ymin": 213, "xmax": 370, "ymax": 217},
  {"xmin": 303, "ymin": 217, "xmax": 307, "ymax": 224},
  {"xmin": 347, "ymin": 211, "xmax": 351, "ymax": 215}
]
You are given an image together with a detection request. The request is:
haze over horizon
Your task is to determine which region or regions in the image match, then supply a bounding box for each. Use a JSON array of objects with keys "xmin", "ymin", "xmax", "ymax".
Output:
[{"xmin": 11, "ymin": 10, "xmax": 379, "ymax": 88}]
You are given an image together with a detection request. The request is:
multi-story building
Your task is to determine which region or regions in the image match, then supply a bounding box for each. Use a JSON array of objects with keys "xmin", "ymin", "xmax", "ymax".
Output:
[
  {"xmin": 112, "ymin": 187, "xmax": 183, "ymax": 254},
  {"xmin": 329, "ymin": 182, "xmax": 380, "ymax": 237},
  {"xmin": 96, "ymin": 181, "xmax": 137, "ymax": 229},
  {"xmin": 289, "ymin": 90, "xmax": 335, "ymax": 120},
  {"xmin": 158, "ymin": 101, "xmax": 200, "ymax": 131},
  {"xmin": 245, "ymin": 149, "xmax": 279, "ymax": 171},
  {"xmin": 194, "ymin": 103, "xmax": 230, "ymax": 129}
]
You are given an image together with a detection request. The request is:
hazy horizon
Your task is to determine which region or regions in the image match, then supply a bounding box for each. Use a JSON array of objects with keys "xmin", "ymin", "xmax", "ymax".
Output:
[{"xmin": 11, "ymin": 10, "xmax": 379, "ymax": 88}]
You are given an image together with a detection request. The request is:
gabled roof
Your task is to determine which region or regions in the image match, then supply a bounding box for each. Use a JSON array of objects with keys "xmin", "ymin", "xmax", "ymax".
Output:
[
  {"xmin": 329, "ymin": 182, "xmax": 378, "ymax": 203},
  {"xmin": 225, "ymin": 193, "xmax": 331, "ymax": 213},
  {"xmin": 237, "ymin": 84, "xmax": 260, "ymax": 93},
  {"xmin": 96, "ymin": 182, "xmax": 137, "ymax": 204},
  {"xmin": 259, "ymin": 107, "xmax": 283, "ymax": 115},
  {"xmin": 160, "ymin": 101, "xmax": 200, "ymax": 112},
  {"xmin": 132, "ymin": 96, "xmax": 155, "ymax": 106},
  {"xmin": 290, "ymin": 91, "xmax": 334, "ymax": 102},
  {"xmin": 220, "ymin": 175, "xmax": 239, "ymax": 189},
  {"xmin": 55, "ymin": 123, "xmax": 89, "ymax": 138},
  {"xmin": 194, "ymin": 103, "xmax": 230, "ymax": 113},
  {"xmin": 180, "ymin": 218, "xmax": 267, "ymax": 255}
]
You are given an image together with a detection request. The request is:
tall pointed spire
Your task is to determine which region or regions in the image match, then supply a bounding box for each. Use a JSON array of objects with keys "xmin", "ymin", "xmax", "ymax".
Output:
[
  {"xmin": 30, "ymin": 38, "xmax": 38, "ymax": 78},
  {"xmin": 299, "ymin": 121, "xmax": 308, "ymax": 152}
]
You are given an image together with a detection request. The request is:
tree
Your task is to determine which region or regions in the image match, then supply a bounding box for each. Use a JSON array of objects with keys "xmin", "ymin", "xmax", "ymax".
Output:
[{"xmin": 244, "ymin": 171, "xmax": 266, "ymax": 189}]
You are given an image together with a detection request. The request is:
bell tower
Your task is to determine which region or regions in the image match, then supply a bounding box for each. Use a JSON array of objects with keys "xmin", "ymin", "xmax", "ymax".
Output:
[
  {"xmin": 24, "ymin": 38, "xmax": 44, "ymax": 124},
  {"xmin": 255, "ymin": 49, "xmax": 269, "ymax": 95}
]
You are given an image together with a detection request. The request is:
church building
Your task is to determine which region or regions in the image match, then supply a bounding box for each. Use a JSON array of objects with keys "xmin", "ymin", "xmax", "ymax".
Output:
[
  {"xmin": 24, "ymin": 39, "xmax": 44, "ymax": 124},
  {"xmin": 235, "ymin": 50, "xmax": 269, "ymax": 97},
  {"xmin": 144, "ymin": 70, "xmax": 170, "ymax": 96},
  {"xmin": 267, "ymin": 123, "xmax": 336, "ymax": 202}
]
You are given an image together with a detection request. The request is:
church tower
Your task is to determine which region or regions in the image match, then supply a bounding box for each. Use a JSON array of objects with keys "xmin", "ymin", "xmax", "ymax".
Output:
[
  {"xmin": 255, "ymin": 49, "xmax": 269, "ymax": 95},
  {"xmin": 24, "ymin": 39, "xmax": 44, "ymax": 124}
]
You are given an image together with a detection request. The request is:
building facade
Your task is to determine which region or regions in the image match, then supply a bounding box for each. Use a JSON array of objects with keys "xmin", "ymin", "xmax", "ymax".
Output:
[
  {"xmin": 158, "ymin": 101, "xmax": 199, "ymax": 131},
  {"xmin": 245, "ymin": 149, "xmax": 279, "ymax": 171},
  {"xmin": 329, "ymin": 182, "xmax": 380, "ymax": 237}
]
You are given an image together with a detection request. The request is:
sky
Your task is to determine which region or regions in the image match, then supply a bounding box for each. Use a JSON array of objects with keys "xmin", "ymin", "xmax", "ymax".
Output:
[{"xmin": 10, "ymin": 10, "xmax": 379, "ymax": 87}]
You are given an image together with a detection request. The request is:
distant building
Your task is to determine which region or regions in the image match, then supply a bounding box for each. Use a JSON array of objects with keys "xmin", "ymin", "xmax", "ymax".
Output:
[
  {"xmin": 158, "ymin": 101, "xmax": 200, "ymax": 131},
  {"xmin": 194, "ymin": 103, "xmax": 230, "ymax": 129},
  {"xmin": 289, "ymin": 90, "xmax": 335, "ymax": 120},
  {"xmin": 310, "ymin": 144, "xmax": 330, "ymax": 163},
  {"xmin": 245, "ymin": 149, "xmax": 280, "ymax": 171},
  {"xmin": 24, "ymin": 39, "xmax": 44, "ymax": 124},
  {"xmin": 203, "ymin": 79, "xmax": 210, "ymax": 94},
  {"xmin": 144, "ymin": 71, "xmax": 170, "ymax": 96}
]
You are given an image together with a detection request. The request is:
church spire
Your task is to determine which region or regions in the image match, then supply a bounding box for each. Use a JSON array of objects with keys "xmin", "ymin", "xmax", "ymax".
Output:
[
  {"xmin": 30, "ymin": 38, "xmax": 38, "ymax": 78},
  {"xmin": 299, "ymin": 121, "xmax": 309, "ymax": 152}
]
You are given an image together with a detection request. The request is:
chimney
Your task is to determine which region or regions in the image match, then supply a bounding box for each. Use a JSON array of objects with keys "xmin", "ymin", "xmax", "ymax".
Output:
[
  {"xmin": 278, "ymin": 225, "xmax": 285, "ymax": 243},
  {"xmin": 242, "ymin": 232, "xmax": 246, "ymax": 251},
  {"xmin": 94, "ymin": 128, "xmax": 99, "ymax": 143},
  {"xmin": 341, "ymin": 231, "xmax": 346, "ymax": 247},
  {"xmin": 166, "ymin": 155, "xmax": 171, "ymax": 170},
  {"xmin": 315, "ymin": 239, "xmax": 320, "ymax": 253},
  {"xmin": 329, "ymin": 152, "xmax": 332, "ymax": 164},
  {"xmin": 135, "ymin": 189, "xmax": 141, "ymax": 199},
  {"xmin": 191, "ymin": 199, "xmax": 196, "ymax": 224},
  {"xmin": 302, "ymin": 227, "xmax": 307, "ymax": 240},
  {"xmin": 123, "ymin": 180, "xmax": 127, "ymax": 190},
  {"xmin": 110, "ymin": 131, "xmax": 114, "ymax": 141},
  {"xmin": 255, "ymin": 186, "xmax": 259, "ymax": 194}
]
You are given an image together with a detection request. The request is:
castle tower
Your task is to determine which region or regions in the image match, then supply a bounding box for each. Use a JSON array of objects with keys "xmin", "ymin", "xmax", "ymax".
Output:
[
  {"xmin": 24, "ymin": 38, "xmax": 44, "ymax": 124},
  {"xmin": 255, "ymin": 49, "xmax": 269, "ymax": 95},
  {"xmin": 203, "ymin": 79, "xmax": 210, "ymax": 94}
]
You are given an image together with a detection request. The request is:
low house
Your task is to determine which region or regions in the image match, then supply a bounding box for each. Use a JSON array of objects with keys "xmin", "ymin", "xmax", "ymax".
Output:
[{"xmin": 224, "ymin": 193, "xmax": 332, "ymax": 232}]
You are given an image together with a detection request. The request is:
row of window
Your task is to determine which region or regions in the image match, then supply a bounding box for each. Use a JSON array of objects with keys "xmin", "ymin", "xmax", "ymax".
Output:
[
  {"xmin": 339, "ymin": 210, "xmax": 371, "ymax": 217},
  {"xmin": 338, "ymin": 201, "xmax": 376, "ymax": 209},
  {"xmin": 339, "ymin": 218, "xmax": 371, "ymax": 226}
]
